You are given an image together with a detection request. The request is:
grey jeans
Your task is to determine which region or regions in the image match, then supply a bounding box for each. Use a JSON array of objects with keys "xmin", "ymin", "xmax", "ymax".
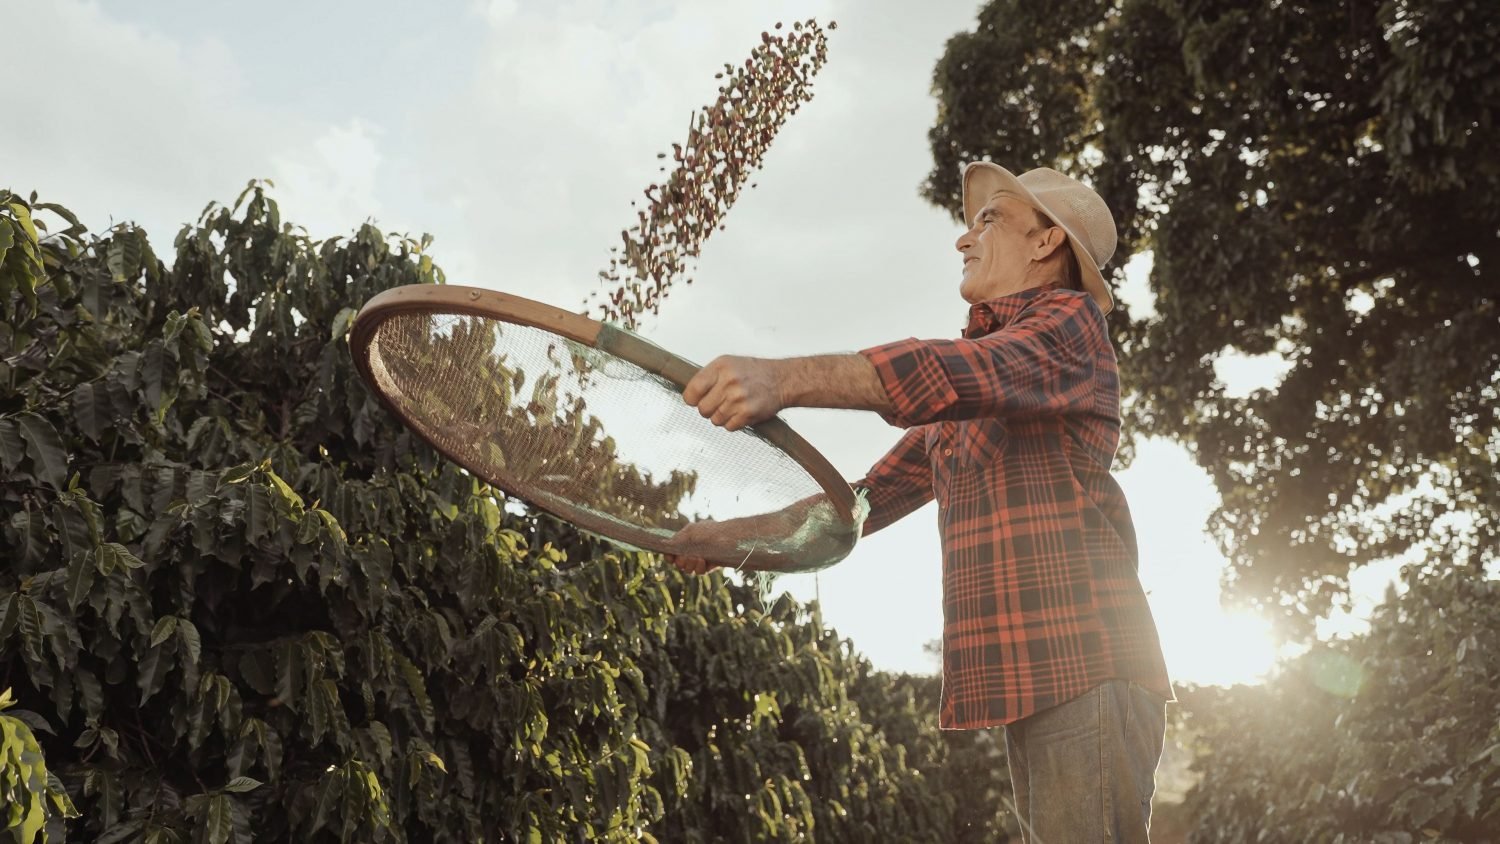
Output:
[{"xmin": 1003, "ymin": 680, "xmax": 1167, "ymax": 843}]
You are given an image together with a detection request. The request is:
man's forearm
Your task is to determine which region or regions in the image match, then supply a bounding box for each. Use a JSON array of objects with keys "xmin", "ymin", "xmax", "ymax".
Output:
[{"xmin": 773, "ymin": 354, "xmax": 894, "ymax": 414}]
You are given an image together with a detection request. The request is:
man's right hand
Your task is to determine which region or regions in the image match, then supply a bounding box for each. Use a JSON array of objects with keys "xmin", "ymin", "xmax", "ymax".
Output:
[
  {"xmin": 666, "ymin": 554, "xmax": 720, "ymax": 575},
  {"xmin": 665, "ymin": 518, "xmax": 729, "ymax": 575}
]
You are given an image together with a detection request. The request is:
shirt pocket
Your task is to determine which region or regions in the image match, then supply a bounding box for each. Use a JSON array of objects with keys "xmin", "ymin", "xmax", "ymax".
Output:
[
  {"xmin": 959, "ymin": 417, "xmax": 1008, "ymax": 465},
  {"xmin": 925, "ymin": 422, "xmax": 957, "ymax": 502}
]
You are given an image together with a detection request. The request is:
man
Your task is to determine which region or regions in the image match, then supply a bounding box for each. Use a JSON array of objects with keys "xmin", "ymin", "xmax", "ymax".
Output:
[{"xmin": 670, "ymin": 162, "xmax": 1173, "ymax": 842}]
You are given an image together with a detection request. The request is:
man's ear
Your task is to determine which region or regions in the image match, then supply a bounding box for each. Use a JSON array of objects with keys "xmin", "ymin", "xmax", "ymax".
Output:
[{"xmin": 1034, "ymin": 226, "xmax": 1069, "ymax": 261}]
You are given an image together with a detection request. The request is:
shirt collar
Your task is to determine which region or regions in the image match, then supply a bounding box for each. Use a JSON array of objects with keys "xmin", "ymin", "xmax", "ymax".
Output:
[{"xmin": 962, "ymin": 282, "xmax": 1066, "ymax": 338}]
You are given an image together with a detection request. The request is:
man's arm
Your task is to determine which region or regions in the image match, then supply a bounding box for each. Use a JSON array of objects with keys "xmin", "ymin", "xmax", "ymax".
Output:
[
  {"xmin": 776, "ymin": 354, "xmax": 893, "ymax": 414},
  {"xmin": 682, "ymin": 353, "xmax": 892, "ymax": 432},
  {"xmin": 857, "ymin": 291, "xmax": 1103, "ymax": 428},
  {"xmin": 851, "ymin": 425, "xmax": 934, "ymax": 536},
  {"xmin": 681, "ymin": 290, "xmax": 1103, "ymax": 432}
]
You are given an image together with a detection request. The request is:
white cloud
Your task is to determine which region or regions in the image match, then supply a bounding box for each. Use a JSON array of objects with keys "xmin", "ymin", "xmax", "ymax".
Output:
[
  {"xmin": 478, "ymin": 0, "xmax": 519, "ymax": 26},
  {"xmin": 1, "ymin": 1, "xmax": 409, "ymax": 255},
  {"xmin": 2, "ymin": 1, "xmax": 254, "ymax": 236},
  {"xmin": 269, "ymin": 119, "xmax": 387, "ymax": 238}
]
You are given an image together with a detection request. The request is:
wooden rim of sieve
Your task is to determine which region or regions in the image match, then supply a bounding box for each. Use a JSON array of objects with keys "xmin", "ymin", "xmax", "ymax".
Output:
[{"xmin": 347, "ymin": 283, "xmax": 859, "ymax": 547}]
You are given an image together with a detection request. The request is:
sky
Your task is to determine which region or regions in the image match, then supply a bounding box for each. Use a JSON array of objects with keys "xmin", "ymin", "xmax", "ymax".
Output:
[{"xmin": 4, "ymin": 0, "xmax": 1371, "ymax": 685}]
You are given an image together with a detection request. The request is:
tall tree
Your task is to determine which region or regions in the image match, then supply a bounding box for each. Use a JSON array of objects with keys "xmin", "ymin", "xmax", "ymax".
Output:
[{"xmin": 926, "ymin": 0, "xmax": 1500, "ymax": 626}]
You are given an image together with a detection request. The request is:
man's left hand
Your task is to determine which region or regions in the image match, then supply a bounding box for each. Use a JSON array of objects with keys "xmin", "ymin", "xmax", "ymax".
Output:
[{"xmin": 683, "ymin": 355, "xmax": 783, "ymax": 431}]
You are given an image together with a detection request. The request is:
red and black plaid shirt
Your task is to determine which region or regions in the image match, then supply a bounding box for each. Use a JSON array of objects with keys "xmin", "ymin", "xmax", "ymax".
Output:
[{"xmin": 855, "ymin": 283, "xmax": 1172, "ymax": 729}]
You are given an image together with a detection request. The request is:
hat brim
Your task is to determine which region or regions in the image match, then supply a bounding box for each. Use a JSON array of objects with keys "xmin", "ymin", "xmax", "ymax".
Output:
[{"xmin": 962, "ymin": 162, "xmax": 1114, "ymax": 315}]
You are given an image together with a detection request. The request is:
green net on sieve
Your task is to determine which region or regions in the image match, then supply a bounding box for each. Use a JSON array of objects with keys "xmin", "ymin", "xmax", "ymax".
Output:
[{"xmin": 361, "ymin": 310, "xmax": 865, "ymax": 572}]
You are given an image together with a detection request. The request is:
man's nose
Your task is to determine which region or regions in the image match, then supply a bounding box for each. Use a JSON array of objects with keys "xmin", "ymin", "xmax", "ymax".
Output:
[{"xmin": 956, "ymin": 230, "xmax": 973, "ymax": 252}]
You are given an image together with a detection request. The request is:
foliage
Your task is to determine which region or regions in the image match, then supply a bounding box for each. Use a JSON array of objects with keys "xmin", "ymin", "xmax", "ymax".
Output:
[
  {"xmin": 1178, "ymin": 564, "xmax": 1500, "ymax": 841},
  {"xmin": 649, "ymin": 588, "xmax": 961, "ymax": 842},
  {"xmin": 924, "ymin": 0, "xmax": 1500, "ymax": 625},
  {"xmin": 0, "ymin": 186, "xmax": 1009, "ymax": 841},
  {"xmin": 0, "ymin": 183, "xmax": 674, "ymax": 841},
  {"xmin": 0, "ymin": 689, "xmax": 79, "ymax": 843},
  {"xmin": 588, "ymin": 19, "xmax": 835, "ymax": 329},
  {"xmin": 850, "ymin": 671, "xmax": 1019, "ymax": 842}
]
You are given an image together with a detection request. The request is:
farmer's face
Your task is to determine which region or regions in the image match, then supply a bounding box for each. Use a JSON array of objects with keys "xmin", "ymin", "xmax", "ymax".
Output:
[{"xmin": 956, "ymin": 193, "xmax": 1051, "ymax": 304}]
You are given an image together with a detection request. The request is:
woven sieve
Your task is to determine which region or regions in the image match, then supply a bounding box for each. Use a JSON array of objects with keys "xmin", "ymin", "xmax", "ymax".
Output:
[{"xmin": 348, "ymin": 284, "xmax": 862, "ymax": 572}]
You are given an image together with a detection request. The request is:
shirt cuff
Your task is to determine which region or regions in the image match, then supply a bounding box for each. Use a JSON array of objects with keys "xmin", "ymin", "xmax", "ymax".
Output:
[{"xmin": 858, "ymin": 339, "xmax": 960, "ymax": 428}]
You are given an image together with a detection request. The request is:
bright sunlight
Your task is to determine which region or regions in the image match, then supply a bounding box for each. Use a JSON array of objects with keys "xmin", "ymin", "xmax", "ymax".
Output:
[{"xmin": 1169, "ymin": 610, "xmax": 1280, "ymax": 687}]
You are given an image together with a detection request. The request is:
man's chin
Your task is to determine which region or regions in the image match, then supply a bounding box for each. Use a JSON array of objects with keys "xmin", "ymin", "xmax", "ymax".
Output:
[{"xmin": 959, "ymin": 276, "xmax": 981, "ymax": 304}]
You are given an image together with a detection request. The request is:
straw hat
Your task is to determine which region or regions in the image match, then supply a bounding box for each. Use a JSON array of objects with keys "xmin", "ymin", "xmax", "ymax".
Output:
[{"xmin": 961, "ymin": 161, "xmax": 1119, "ymax": 314}]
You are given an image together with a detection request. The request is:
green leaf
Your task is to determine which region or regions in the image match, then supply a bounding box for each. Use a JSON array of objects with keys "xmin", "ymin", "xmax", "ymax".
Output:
[
  {"xmin": 137, "ymin": 643, "xmax": 173, "ymax": 705},
  {"xmin": 0, "ymin": 417, "xmax": 24, "ymax": 472},
  {"xmin": 265, "ymin": 469, "xmax": 303, "ymax": 510},
  {"xmin": 76, "ymin": 669, "xmax": 103, "ymax": 723},
  {"xmin": 222, "ymin": 776, "xmax": 261, "ymax": 793},
  {"xmin": 106, "ymin": 230, "xmax": 142, "ymax": 283},
  {"xmin": 141, "ymin": 342, "xmax": 165, "ymax": 410},
  {"xmin": 177, "ymin": 619, "xmax": 202, "ymax": 666},
  {"xmin": 100, "ymin": 542, "xmax": 144, "ymax": 572},
  {"xmin": 0, "ymin": 593, "xmax": 20, "ymax": 643},
  {"xmin": 72, "ymin": 382, "xmax": 109, "ymax": 444},
  {"xmin": 220, "ymin": 463, "xmax": 255, "ymax": 485},
  {"xmin": 16, "ymin": 595, "xmax": 44, "ymax": 663},
  {"xmin": 225, "ymin": 735, "xmax": 253, "ymax": 779},
  {"xmin": 94, "ymin": 818, "xmax": 142, "ymax": 844},
  {"xmin": 396, "ymin": 655, "xmax": 435, "ymax": 732},
  {"xmin": 238, "ymin": 651, "xmax": 275, "ymax": 696},
  {"xmin": 162, "ymin": 309, "xmax": 186, "ymax": 347},
  {"xmin": 116, "ymin": 542, "xmax": 144, "ymax": 568},
  {"xmin": 261, "ymin": 724, "xmax": 283, "ymax": 782},
  {"xmin": 16, "ymin": 412, "xmax": 68, "ymax": 490},
  {"xmin": 186, "ymin": 470, "xmax": 216, "ymax": 503},
  {"xmin": 204, "ymin": 793, "xmax": 233, "ymax": 844},
  {"xmin": 363, "ymin": 721, "xmax": 393, "ymax": 763},
  {"xmin": 16, "ymin": 786, "xmax": 46, "ymax": 843},
  {"xmin": 245, "ymin": 484, "xmax": 273, "ymax": 544},
  {"xmin": 7, "ymin": 200, "xmax": 39, "ymax": 242},
  {"xmin": 275, "ymin": 642, "xmax": 301, "ymax": 710},
  {"xmin": 9, "ymin": 510, "xmax": 48, "ymax": 567},
  {"xmin": 47, "ymin": 770, "xmax": 80, "ymax": 818},
  {"xmin": 64, "ymin": 549, "xmax": 96, "ymax": 611},
  {"xmin": 313, "ymin": 509, "xmax": 347, "ymax": 544},
  {"xmin": 150, "ymin": 615, "xmax": 179, "ymax": 647},
  {"xmin": 33, "ymin": 201, "xmax": 85, "ymax": 238},
  {"xmin": 330, "ymin": 306, "xmax": 357, "ymax": 340},
  {"xmin": 54, "ymin": 499, "xmax": 97, "ymax": 562},
  {"xmin": 6, "ymin": 708, "xmax": 51, "ymax": 737},
  {"xmin": 185, "ymin": 416, "xmax": 215, "ymax": 450}
]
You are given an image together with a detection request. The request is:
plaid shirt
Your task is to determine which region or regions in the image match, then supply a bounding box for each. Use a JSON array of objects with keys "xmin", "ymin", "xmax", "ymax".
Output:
[{"xmin": 854, "ymin": 283, "xmax": 1172, "ymax": 729}]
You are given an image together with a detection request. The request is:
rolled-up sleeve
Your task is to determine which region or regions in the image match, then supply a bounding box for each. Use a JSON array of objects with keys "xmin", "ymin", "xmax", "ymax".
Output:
[
  {"xmin": 859, "ymin": 291, "xmax": 1102, "ymax": 428},
  {"xmin": 850, "ymin": 425, "xmax": 933, "ymax": 536}
]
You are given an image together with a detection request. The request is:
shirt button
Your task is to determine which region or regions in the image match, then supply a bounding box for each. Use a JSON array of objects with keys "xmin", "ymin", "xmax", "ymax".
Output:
[{"xmin": 943, "ymin": 448, "xmax": 953, "ymax": 457}]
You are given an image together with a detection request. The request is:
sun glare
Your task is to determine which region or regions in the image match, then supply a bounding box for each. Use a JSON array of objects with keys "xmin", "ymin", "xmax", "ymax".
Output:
[{"xmin": 1170, "ymin": 610, "xmax": 1280, "ymax": 687}]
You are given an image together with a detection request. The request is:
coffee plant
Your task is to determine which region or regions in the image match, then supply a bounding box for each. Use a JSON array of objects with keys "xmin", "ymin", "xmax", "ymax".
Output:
[{"xmin": 0, "ymin": 186, "xmax": 1009, "ymax": 842}]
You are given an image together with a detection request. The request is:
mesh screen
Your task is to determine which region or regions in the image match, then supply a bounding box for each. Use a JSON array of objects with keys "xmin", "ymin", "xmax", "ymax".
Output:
[{"xmin": 362, "ymin": 311, "xmax": 862, "ymax": 571}]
